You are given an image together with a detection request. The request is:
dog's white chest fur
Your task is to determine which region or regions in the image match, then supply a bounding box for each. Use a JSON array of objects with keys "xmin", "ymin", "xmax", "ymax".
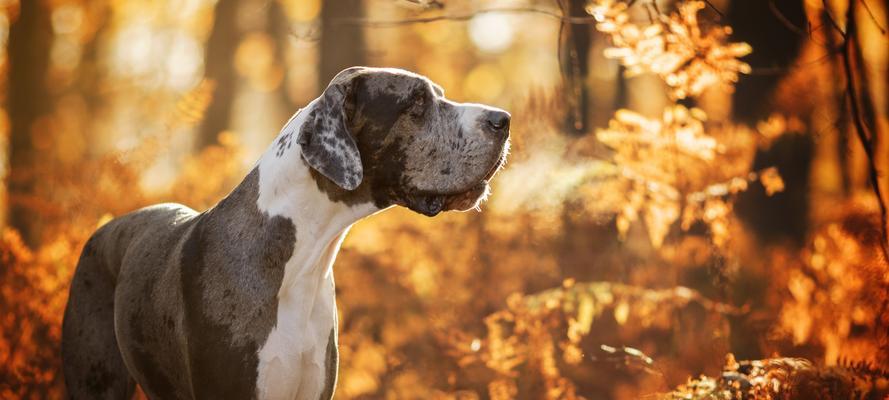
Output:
[
  {"xmin": 255, "ymin": 234, "xmax": 342, "ymax": 400},
  {"xmin": 253, "ymin": 107, "xmax": 379, "ymax": 400}
]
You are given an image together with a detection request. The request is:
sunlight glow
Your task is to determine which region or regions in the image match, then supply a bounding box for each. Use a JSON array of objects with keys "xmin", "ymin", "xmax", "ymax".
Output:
[
  {"xmin": 468, "ymin": 13, "xmax": 514, "ymax": 53},
  {"xmin": 5, "ymin": 0, "xmax": 888, "ymax": 397},
  {"xmin": 463, "ymin": 63, "xmax": 504, "ymax": 102},
  {"xmin": 112, "ymin": 22, "xmax": 155, "ymax": 76},
  {"xmin": 165, "ymin": 31, "xmax": 203, "ymax": 90},
  {"xmin": 282, "ymin": 0, "xmax": 322, "ymax": 22}
]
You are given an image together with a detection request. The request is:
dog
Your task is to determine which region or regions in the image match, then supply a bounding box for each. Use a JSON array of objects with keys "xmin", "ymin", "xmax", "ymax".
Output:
[{"xmin": 61, "ymin": 67, "xmax": 510, "ymax": 399}]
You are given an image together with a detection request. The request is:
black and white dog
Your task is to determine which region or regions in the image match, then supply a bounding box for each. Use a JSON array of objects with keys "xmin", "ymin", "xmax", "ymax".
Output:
[{"xmin": 62, "ymin": 67, "xmax": 510, "ymax": 399}]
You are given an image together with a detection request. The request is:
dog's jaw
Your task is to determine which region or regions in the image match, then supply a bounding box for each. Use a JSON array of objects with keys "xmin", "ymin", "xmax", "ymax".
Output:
[{"xmin": 403, "ymin": 136, "xmax": 509, "ymax": 216}]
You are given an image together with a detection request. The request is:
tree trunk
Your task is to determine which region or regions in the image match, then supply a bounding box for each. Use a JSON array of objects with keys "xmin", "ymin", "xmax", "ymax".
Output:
[
  {"xmin": 728, "ymin": 0, "xmax": 812, "ymax": 246},
  {"xmin": 559, "ymin": 0, "xmax": 591, "ymax": 135},
  {"xmin": 319, "ymin": 0, "xmax": 366, "ymax": 88},
  {"xmin": 197, "ymin": 0, "xmax": 240, "ymax": 150},
  {"xmin": 268, "ymin": 0, "xmax": 295, "ymax": 111},
  {"xmin": 7, "ymin": 0, "xmax": 53, "ymax": 244}
]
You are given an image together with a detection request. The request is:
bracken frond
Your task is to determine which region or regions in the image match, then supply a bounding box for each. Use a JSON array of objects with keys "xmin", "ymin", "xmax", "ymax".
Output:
[{"xmin": 588, "ymin": 0, "xmax": 752, "ymax": 99}]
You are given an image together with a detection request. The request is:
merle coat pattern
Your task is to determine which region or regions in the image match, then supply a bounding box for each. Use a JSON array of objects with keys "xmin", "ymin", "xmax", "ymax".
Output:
[{"xmin": 62, "ymin": 67, "xmax": 510, "ymax": 400}]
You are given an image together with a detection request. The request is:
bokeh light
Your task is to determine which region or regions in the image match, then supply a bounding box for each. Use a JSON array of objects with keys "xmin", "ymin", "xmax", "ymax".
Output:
[
  {"xmin": 1, "ymin": 0, "xmax": 888, "ymax": 398},
  {"xmin": 468, "ymin": 12, "xmax": 514, "ymax": 54}
]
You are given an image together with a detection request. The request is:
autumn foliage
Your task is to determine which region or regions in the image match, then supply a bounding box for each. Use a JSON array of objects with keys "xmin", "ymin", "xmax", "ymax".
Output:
[{"xmin": 1, "ymin": 0, "xmax": 888, "ymax": 399}]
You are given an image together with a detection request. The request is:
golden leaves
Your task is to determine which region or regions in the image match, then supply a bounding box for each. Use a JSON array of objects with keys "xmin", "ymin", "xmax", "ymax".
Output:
[
  {"xmin": 598, "ymin": 106, "xmax": 715, "ymax": 247},
  {"xmin": 590, "ymin": 0, "xmax": 752, "ymax": 99},
  {"xmin": 599, "ymin": 106, "xmax": 722, "ymax": 247},
  {"xmin": 755, "ymin": 114, "xmax": 802, "ymax": 145},
  {"xmin": 0, "ymin": 123, "xmax": 257, "ymax": 397},
  {"xmin": 599, "ymin": 106, "xmax": 716, "ymax": 163},
  {"xmin": 451, "ymin": 281, "xmax": 740, "ymax": 399},
  {"xmin": 597, "ymin": 101, "xmax": 787, "ymax": 248},
  {"xmin": 665, "ymin": 355, "xmax": 887, "ymax": 399},
  {"xmin": 3, "ymin": 0, "xmax": 869, "ymax": 397},
  {"xmin": 775, "ymin": 216, "xmax": 889, "ymax": 367},
  {"xmin": 338, "ymin": 338, "xmax": 388, "ymax": 397},
  {"xmin": 759, "ymin": 167, "xmax": 785, "ymax": 196},
  {"xmin": 487, "ymin": 379, "xmax": 517, "ymax": 400},
  {"xmin": 0, "ymin": 229, "xmax": 73, "ymax": 399},
  {"xmin": 173, "ymin": 79, "xmax": 215, "ymax": 127}
]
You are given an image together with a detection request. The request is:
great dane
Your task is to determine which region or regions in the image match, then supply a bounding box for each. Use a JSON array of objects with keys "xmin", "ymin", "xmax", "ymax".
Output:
[{"xmin": 61, "ymin": 67, "xmax": 510, "ymax": 399}]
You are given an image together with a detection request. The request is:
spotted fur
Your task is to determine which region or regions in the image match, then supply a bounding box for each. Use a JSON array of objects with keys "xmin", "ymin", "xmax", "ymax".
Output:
[
  {"xmin": 61, "ymin": 67, "xmax": 510, "ymax": 400},
  {"xmin": 298, "ymin": 74, "xmax": 364, "ymax": 191}
]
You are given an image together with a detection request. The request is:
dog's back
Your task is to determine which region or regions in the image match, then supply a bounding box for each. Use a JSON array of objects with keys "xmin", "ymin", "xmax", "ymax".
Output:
[
  {"xmin": 62, "ymin": 171, "xmax": 299, "ymax": 399},
  {"xmin": 60, "ymin": 67, "xmax": 510, "ymax": 399},
  {"xmin": 62, "ymin": 203, "xmax": 197, "ymax": 399}
]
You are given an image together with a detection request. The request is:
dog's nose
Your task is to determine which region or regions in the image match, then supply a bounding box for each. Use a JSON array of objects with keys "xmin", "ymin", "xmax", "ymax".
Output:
[{"xmin": 485, "ymin": 111, "xmax": 510, "ymax": 133}]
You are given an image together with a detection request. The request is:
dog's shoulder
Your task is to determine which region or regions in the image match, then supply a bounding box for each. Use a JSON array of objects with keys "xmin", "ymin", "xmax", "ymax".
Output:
[
  {"xmin": 85, "ymin": 203, "xmax": 198, "ymax": 277},
  {"xmin": 100, "ymin": 203, "xmax": 198, "ymax": 238}
]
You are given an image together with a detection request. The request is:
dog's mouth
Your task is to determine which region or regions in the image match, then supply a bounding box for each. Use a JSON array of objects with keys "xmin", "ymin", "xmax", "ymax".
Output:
[
  {"xmin": 407, "ymin": 182, "xmax": 490, "ymax": 217},
  {"xmin": 406, "ymin": 146, "xmax": 508, "ymax": 217}
]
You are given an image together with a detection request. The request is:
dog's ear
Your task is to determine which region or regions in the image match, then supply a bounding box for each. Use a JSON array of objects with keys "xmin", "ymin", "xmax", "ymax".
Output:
[{"xmin": 298, "ymin": 68, "xmax": 365, "ymax": 191}]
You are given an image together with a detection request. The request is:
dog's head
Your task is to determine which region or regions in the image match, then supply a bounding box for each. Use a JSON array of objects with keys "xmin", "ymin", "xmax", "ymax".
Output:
[{"xmin": 297, "ymin": 67, "xmax": 510, "ymax": 216}]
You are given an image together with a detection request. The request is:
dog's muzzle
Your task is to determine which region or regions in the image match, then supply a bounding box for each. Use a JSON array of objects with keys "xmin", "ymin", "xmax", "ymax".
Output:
[{"xmin": 409, "ymin": 110, "xmax": 510, "ymax": 217}]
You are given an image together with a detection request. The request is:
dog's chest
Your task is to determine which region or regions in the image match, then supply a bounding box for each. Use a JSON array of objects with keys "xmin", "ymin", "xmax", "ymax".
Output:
[
  {"xmin": 256, "ymin": 291, "xmax": 336, "ymax": 400},
  {"xmin": 254, "ymin": 236, "xmax": 343, "ymax": 400}
]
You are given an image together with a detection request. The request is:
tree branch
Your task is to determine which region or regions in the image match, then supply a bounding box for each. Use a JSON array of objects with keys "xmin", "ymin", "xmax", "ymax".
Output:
[
  {"xmin": 838, "ymin": 3, "xmax": 889, "ymax": 263},
  {"xmin": 748, "ymin": 47, "xmax": 841, "ymax": 75},
  {"xmin": 859, "ymin": 0, "xmax": 887, "ymax": 35},
  {"xmin": 701, "ymin": 0, "xmax": 724, "ymax": 19},
  {"xmin": 768, "ymin": 0, "xmax": 806, "ymax": 36},
  {"xmin": 821, "ymin": 0, "xmax": 846, "ymax": 35},
  {"xmin": 335, "ymin": 6, "xmax": 599, "ymax": 26}
]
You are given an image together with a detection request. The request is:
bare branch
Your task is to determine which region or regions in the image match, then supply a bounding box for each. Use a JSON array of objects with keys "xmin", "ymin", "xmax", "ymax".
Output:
[
  {"xmin": 768, "ymin": 0, "xmax": 806, "ymax": 36},
  {"xmin": 650, "ymin": 0, "xmax": 663, "ymax": 16},
  {"xmin": 821, "ymin": 0, "xmax": 846, "ymax": 35},
  {"xmin": 334, "ymin": 6, "xmax": 599, "ymax": 26},
  {"xmin": 645, "ymin": 2, "xmax": 658, "ymax": 24},
  {"xmin": 859, "ymin": 0, "xmax": 887, "ymax": 35},
  {"xmin": 748, "ymin": 47, "xmax": 841, "ymax": 75},
  {"xmin": 701, "ymin": 0, "xmax": 724, "ymax": 19},
  {"xmin": 838, "ymin": 3, "xmax": 889, "ymax": 263},
  {"xmin": 396, "ymin": 0, "xmax": 445, "ymax": 10}
]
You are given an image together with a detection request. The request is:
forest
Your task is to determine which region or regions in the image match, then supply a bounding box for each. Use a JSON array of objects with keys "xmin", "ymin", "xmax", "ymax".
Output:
[{"xmin": 0, "ymin": 0, "xmax": 887, "ymax": 398}]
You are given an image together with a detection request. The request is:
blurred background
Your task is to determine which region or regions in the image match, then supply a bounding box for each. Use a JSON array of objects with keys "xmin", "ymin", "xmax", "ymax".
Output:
[{"xmin": 0, "ymin": 0, "xmax": 887, "ymax": 398}]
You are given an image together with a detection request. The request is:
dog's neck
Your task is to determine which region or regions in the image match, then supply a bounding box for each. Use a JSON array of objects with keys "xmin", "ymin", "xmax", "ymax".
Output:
[
  {"xmin": 253, "ymin": 99, "xmax": 381, "ymax": 294},
  {"xmin": 248, "ymin": 101, "xmax": 385, "ymax": 398}
]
